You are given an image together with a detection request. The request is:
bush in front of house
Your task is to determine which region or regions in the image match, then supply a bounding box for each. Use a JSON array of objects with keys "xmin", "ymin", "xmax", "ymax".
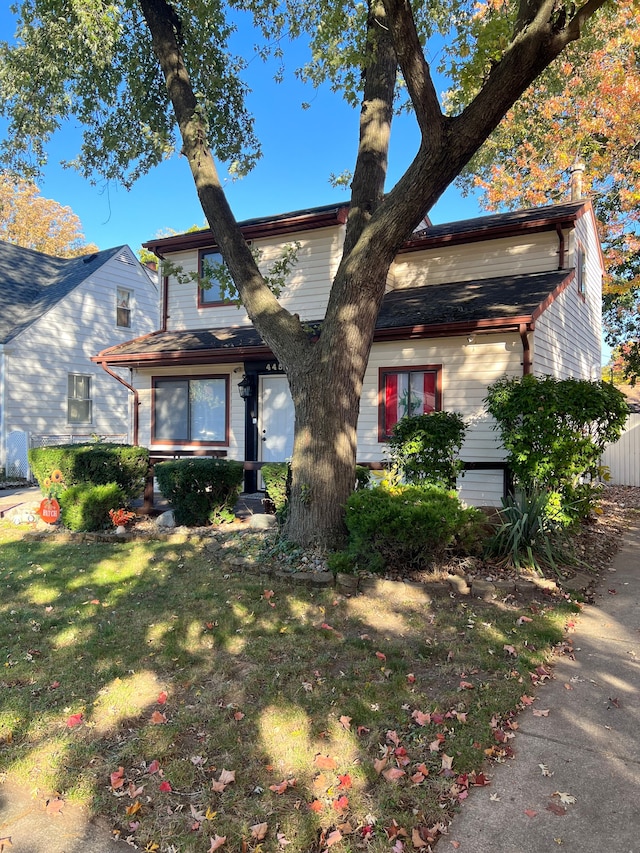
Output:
[
  {"xmin": 485, "ymin": 375, "xmax": 628, "ymax": 522},
  {"xmin": 261, "ymin": 462, "xmax": 290, "ymax": 520},
  {"xmin": 59, "ymin": 482, "xmax": 126, "ymax": 532},
  {"xmin": 29, "ymin": 443, "xmax": 149, "ymax": 501},
  {"xmin": 329, "ymin": 484, "xmax": 484, "ymax": 575},
  {"xmin": 155, "ymin": 458, "xmax": 244, "ymax": 526},
  {"xmin": 387, "ymin": 412, "xmax": 467, "ymax": 489}
]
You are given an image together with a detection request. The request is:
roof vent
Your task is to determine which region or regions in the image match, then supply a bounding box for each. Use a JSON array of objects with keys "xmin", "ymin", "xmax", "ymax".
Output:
[{"xmin": 82, "ymin": 253, "xmax": 98, "ymax": 264}]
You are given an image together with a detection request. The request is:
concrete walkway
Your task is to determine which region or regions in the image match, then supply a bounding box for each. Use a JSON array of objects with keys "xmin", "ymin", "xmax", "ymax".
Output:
[
  {"xmin": 448, "ymin": 520, "xmax": 640, "ymax": 852},
  {"xmin": 1, "ymin": 517, "xmax": 638, "ymax": 851}
]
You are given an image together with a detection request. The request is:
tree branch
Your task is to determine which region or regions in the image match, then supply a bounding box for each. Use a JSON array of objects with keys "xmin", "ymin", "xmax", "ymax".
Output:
[{"xmin": 137, "ymin": 0, "xmax": 310, "ymax": 365}]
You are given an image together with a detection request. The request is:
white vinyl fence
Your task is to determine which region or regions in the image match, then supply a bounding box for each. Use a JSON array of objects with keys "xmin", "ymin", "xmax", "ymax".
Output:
[{"xmin": 601, "ymin": 413, "xmax": 640, "ymax": 487}]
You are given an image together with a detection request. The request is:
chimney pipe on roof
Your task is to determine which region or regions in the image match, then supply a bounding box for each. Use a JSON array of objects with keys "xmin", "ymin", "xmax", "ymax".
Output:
[{"xmin": 570, "ymin": 156, "xmax": 585, "ymax": 201}]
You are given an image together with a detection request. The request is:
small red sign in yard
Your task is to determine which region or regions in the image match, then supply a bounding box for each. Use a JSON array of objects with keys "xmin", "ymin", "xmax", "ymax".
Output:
[{"xmin": 39, "ymin": 498, "xmax": 60, "ymax": 523}]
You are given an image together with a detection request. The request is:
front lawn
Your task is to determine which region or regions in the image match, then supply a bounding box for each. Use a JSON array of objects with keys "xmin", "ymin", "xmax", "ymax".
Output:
[{"xmin": 0, "ymin": 521, "xmax": 579, "ymax": 852}]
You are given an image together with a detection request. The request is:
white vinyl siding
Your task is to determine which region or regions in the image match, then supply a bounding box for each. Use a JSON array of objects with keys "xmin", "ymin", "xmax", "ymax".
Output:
[
  {"xmin": 1, "ymin": 248, "xmax": 158, "ymax": 451},
  {"xmin": 164, "ymin": 226, "xmax": 345, "ymax": 330}
]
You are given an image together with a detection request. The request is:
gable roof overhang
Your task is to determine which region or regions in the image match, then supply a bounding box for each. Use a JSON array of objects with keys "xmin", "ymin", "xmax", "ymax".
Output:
[{"xmin": 93, "ymin": 269, "xmax": 573, "ymax": 370}]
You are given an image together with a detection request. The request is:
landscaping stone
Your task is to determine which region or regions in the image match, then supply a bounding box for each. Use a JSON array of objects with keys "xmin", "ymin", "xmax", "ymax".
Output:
[
  {"xmin": 249, "ymin": 513, "xmax": 277, "ymax": 530},
  {"xmin": 156, "ymin": 510, "xmax": 176, "ymax": 528},
  {"xmin": 447, "ymin": 574, "xmax": 471, "ymax": 595},
  {"xmin": 471, "ymin": 579, "xmax": 496, "ymax": 600},
  {"xmin": 335, "ymin": 572, "xmax": 359, "ymax": 595}
]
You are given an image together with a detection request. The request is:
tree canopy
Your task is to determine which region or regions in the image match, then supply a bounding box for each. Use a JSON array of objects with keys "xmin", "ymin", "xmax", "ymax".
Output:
[
  {"xmin": 0, "ymin": 173, "xmax": 98, "ymax": 256},
  {"xmin": 0, "ymin": 0, "xmax": 614, "ymax": 545}
]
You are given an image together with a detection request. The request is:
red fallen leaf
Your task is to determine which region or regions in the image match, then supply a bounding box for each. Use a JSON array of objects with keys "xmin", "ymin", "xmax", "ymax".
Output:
[
  {"xmin": 431, "ymin": 712, "xmax": 444, "ymax": 725},
  {"xmin": 415, "ymin": 763, "xmax": 429, "ymax": 777},
  {"xmin": 375, "ymin": 651, "xmax": 387, "ymax": 661},
  {"xmin": 407, "ymin": 673, "xmax": 416, "ymax": 684},
  {"xmin": 332, "ymin": 795, "xmax": 349, "ymax": 812},
  {"xmin": 386, "ymin": 729, "xmax": 401, "ymax": 745},
  {"xmin": 320, "ymin": 623, "xmax": 335, "ymax": 631},
  {"xmin": 128, "ymin": 782, "xmax": 144, "ymax": 799},
  {"xmin": 546, "ymin": 802, "xmax": 567, "ymax": 816},
  {"xmin": 337, "ymin": 774, "xmax": 352, "ymax": 790},
  {"xmin": 608, "ymin": 588, "xmax": 617, "ymax": 595},
  {"xmin": 110, "ymin": 767, "xmax": 125, "ymax": 789},
  {"xmin": 395, "ymin": 747, "xmax": 410, "ymax": 766},
  {"xmin": 524, "ymin": 809, "xmax": 537, "ymax": 818},
  {"xmin": 191, "ymin": 821, "xmax": 201, "ymax": 832},
  {"xmin": 357, "ymin": 725, "xmax": 370, "ymax": 736},
  {"xmin": 233, "ymin": 710, "xmax": 245, "ymax": 720},
  {"xmin": 157, "ymin": 691, "xmax": 168, "ymax": 705},
  {"xmin": 383, "ymin": 767, "xmax": 406, "ymax": 782},
  {"xmin": 520, "ymin": 694, "xmax": 535, "ymax": 705},
  {"xmin": 451, "ymin": 843, "xmax": 461, "ymax": 849},
  {"xmin": 517, "ymin": 615, "xmax": 533, "ymax": 625},
  {"xmin": 263, "ymin": 590, "xmax": 275, "ymax": 600},
  {"xmin": 45, "ymin": 797, "xmax": 64, "ymax": 815},
  {"xmin": 385, "ymin": 821, "xmax": 408, "ymax": 840},
  {"xmin": 314, "ymin": 754, "xmax": 337, "ymax": 770},
  {"xmin": 459, "ymin": 681, "xmax": 474, "ymax": 690},
  {"xmin": 471, "ymin": 772, "xmax": 490, "ymax": 786},
  {"xmin": 325, "ymin": 830, "xmax": 343, "ymax": 848},
  {"xmin": 66, "ymin": 712, "xmax": 83, "ymax": 727},
  {"xmin": 410, "ymin": 771, "xmax": 426, "ymax": 784},
  {"xmin": 339, "ymin": 715, "xmax": 351, "ymax": 730},
  {"xmin": 411, "ymin": 709, "xmax": 430, "ymax": 726},
  {"xmin": 49, "ymin": 681, "xmax": 60, "ymax": 690},
  {"xmin": 269, "ymin": 778, "xmax": 296, "ymax": 794},
  {"xmin": 147, "ymin": 759, "xmax": 160, "ymax": 774},
  {"xmin": 159, "ymin": 781, "xmax": 172, "ymax": 792},
  {"xmin": 308, "ymin": 799, "xmax": 323, "ymax": 813},
  {"xmin": 90, "ymin": 599, "xmax": 100, "ymax": 605},
  {"xmin": 150, "ymin": 711, "xmax": 167, "ymax": 724}
]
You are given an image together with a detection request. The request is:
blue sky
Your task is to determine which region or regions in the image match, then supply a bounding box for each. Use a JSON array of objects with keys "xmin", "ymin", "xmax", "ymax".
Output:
[{"xmin": 0, "ymin": 7, "xmax": 483, "ymax": 254}]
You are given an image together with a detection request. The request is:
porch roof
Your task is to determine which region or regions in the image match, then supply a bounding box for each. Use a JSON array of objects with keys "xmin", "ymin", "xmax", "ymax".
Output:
[{"xmin": 94, "ymin": 269, "xmax": 572, "ymax": 367}]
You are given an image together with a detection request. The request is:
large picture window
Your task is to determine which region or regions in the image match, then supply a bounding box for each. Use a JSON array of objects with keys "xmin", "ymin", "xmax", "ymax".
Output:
[
  {"xmin": 68, "ymin": 374, "xmax": 92, "ymax": 425},
  {"xmin": 379, "ymin": 366, "xmax": 441, "ymax": 440},
  {"xmin": 152, "ymin": 376, "xmax": 228, "ymax": 445}
]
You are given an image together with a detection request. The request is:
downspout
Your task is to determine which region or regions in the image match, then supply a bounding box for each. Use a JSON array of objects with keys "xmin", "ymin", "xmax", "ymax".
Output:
[
  {"xmin": 97, "ymin": 359, "xmax": 140, "ymax": 446},
  {"xmin": 556, "ymin": 224, "xmax": 565, "ymax": 269},
  {"xmin": 520, "ymin": 323, "xmax": 532, "ymax": 375}
]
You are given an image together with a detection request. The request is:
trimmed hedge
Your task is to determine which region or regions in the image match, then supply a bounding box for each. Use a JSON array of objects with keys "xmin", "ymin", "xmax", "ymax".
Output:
[
  {"xmin": 155, "ymin": 458, "xmax": 244, "ymax": 526},
  {"xmin": 261, "ymin": 462, "xmax": 290, "ymax": 520},
  {"xmin": 28, "ymin": 443, "xmax": 149, "ymax": 501},
  {"xmin": 60, "ymin": 482, "xmax": 126, "ymax": 532}
]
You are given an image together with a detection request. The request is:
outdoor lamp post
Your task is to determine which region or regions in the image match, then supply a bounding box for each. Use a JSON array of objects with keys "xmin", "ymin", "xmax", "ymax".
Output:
[{"xmin": 238, "ymin": 374, "xmax": 252, "ymax": 400}]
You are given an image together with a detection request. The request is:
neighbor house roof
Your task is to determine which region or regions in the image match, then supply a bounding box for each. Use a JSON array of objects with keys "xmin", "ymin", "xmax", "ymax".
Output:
[
  {"xmin": 0, "ymin": 241, "xmax": 125, "ymax": 344},
  {"xmin": 94, "ymin": 269, "xmax": 573, "ymax": 368}
]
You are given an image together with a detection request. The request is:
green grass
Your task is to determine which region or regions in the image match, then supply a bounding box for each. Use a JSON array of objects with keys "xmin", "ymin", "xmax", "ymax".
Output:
[{"xmin": 0, "ymin": 521, "xmax": 576, "ymax": 853}]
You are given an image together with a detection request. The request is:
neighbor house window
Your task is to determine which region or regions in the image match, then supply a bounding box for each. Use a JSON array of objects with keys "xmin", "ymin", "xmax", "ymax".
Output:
[
  {"xmin": 152, "ymin": 376, "xmax": 228, "ymax": 445},
  {"xmin": 576, "ymin": 242, "xmax": 586, "ymax": 297},
  {"xmin": 198, "ymin": 250, "xmax": 226, "ymax": 306},
  {"xmin": 117, "ymin": 287, "xmax": 132, "ymax": 327},
  {"xmin": 68, "ymin": 374, "xmax": 92, "ymax": 424},
  {"xmin": 379, "ymin": 366, "xmax": 441, "ymax": 440}
]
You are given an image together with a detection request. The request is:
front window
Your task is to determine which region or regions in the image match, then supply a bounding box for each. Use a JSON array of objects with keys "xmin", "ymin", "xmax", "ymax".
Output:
[
  {"xmin": 68, "ymin": 374, "xmax": 92, "ymax": 424},
  {"xmin": 379, "ymin": 366, "xmax": 441, "ymax": 439},
  {"xmin": 576, "ymin": 242, "xmax": 586, "ymax": 296},
  {"xmin": 117, "ymin": 287, "xmax": 132, "ymax": 327},
  {"xmin": 152, "ymin": 376, "xmax": 228, "ymax": 445}
]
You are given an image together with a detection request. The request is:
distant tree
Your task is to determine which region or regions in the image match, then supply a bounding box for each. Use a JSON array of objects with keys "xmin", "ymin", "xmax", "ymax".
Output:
[
  {"xmin": 0, "ymin": 0, "xmax": 612, "ymax": 546},
  {"xmin": 452, "ymin": 1, "xmax": 640, "ymax": 376},
  {"xmin": 0, "ymin": 174, "xmax": 97, "ymax": 257}
]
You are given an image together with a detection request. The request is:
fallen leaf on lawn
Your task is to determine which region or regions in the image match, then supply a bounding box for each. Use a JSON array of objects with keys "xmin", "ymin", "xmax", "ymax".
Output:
[
  {"xmin": 128, "ymin": 783, "xmax": 144, "ymax": 799},
  {"xmin": 251, "ymin": 823, "xmax": 269, "ymax": 840},
  {"xmin": 520, "ymin": 694, "xmax": 535, "ymax": 705},
  {"xmin": 383, "ymin": 767, "xmax": 406, "ymax": 782},
  {"xmin": 147, "ymin": 759, "xmax": 160, "ymax": 774},
  {"xmin": 337, "ymin": 774, "xmax": 352, "ymax": 790},
  {"xmin": 49, "ymin": 681, "xmax": 60, "ymax": 690},
  {"xmin": 332, "ymin": 795, "xmax": 349, "ymax": 812},
  {"xmin": 157, "ymin": 691, "xmax": 168, "ymax": 705},
  {"xmin": 191, "ymin": 755, "xmax": 206, "ymax": 766},
  {"xmin": 339, "ymin": 715, "xmax": 351, "ymax": 730},
  {"xmin": 524, "ymin": 809, "xmax": 537, "ymax": 818},
  {"xmin": 375, "ymin": 651, "xmax": 386, "ymax": 662},
  {"xmin": 503, "ymin": 645, "xmax": 517, "ymax": 656},
  {"xmin": 150, "ymin": 711, "xmax": 167, "ymax": 725},
  {"xmin": 410, "ymin": 771, "xmax": 426, "ymax": 784},
  {"xmin": 386, "ymin": 729, "xmax": 401, "ymax": 745},
  {"xmin": 233, "ymin": 711, "xmax": 245, "ymax": 720},
  {"xmin": 532, "ymin": 709, "xmax": 550, "ymax": 717},
  {"xmin": 411, "ymin": 828, "xmax": 429, "ymax": 848},
  {"xmin": 411, "ymin": 710, "xmax": 430, "ymax": 726},
  {"xmin": 553, "ymin": 792, "xmax": 577, "ymax": 805},
  {"xmin": 459, "ymin": 681, "xmax": 474, "ymax": 690},
  {"xmin": 159, "ymin": 781, "xmax": 172, "ymax": 793},
  {"xmin": 277, "ymin": 832, "xmax": 291, "ymax": 847},
  {"xmin": 325, "ymin": 830, "xmax": 343, "ymax": 847},
  {"xmin": 546, "ymin": 802, "xmax": 567, "ymax": 816},
  {"xmin": 320, "ymin": 623, "xmax": 335, "ymax": 631},
  {"xmin": 441, "ymin": 754, "xmax": 454, "ymax": 772},
  {"xmin": 357, "ymin": 725, "xmax": 370, "ymax": 736},
  {"xmin": 314, "ymin": 754, "xmax": 337, "ymax": 770},
  {"xmin": 208, "ymin": 835, "xmax": 226, "ymax": 852},
  {"xmin": 269, "ymin": 778, "xmax": 296, "ymax": 794},
  {"xmin": 415, "ymin": 763, "xmax": 429, "ymax": 777},
  {"xmin": 407, "ymin": 673, "xmax": 416, "ymax": 684},
  {"xmin": 110, "ymin": 767, "xmax": 125, "ymax": 789},
  {"xmin": 374, "ymin": 755, "xmax": 388, "ymax": 774},
  {"xmin": 211, "ymin": 781, "xmax": 227, "ymax": 793},
  {"xmin": 66, "ymin": 712, "xmax": 83, "ymax": 727},
  {"xmin": 308, "ymin": 800, "xmax": 323, "ymax": 813},
  {"xmin": 517, "ymin": 616, "xmax": 533, "ymax": 625},
  {"xmin": 125, "ymin": 801, "xmax": 142, "ymax": 816},
  {"xmin": 263, "ymin": 589, "xmax": 275, "ymax": 599},
  {"xmin": 218, "ymin": 769, "xmax": 236, "ymax": 785},
  {"xmin": 429, "ymin": 739, "xmax": 442, "ymax": 753}
]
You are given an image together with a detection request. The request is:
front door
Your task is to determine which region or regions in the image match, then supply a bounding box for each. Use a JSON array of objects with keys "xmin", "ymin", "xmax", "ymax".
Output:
[{"xmin": 259, "ymin": 375, "xmax": 295, "ymax": 470}]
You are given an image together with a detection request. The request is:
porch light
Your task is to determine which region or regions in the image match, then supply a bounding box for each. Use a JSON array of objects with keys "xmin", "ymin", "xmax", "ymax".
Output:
[{"xmin": 237, "ymin": 374, "xmax": 253, "ymax": 400}]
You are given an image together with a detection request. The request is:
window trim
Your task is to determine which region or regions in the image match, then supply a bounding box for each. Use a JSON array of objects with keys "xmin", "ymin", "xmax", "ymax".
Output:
[
  {"xmin": 197, "ymin": 248, "xmax": 227, "ymax": 308},
  {"xmin": 116, "ymin": 286, "xmax": 133, "ymax": 328},
  {"xmin": 67, "ymin": 373, "xmax": 93, "ymax": 425},
  {"xmin": 378, "ymin": 364, "xmax": 442, "ymax": 441},
  {"xmin": 151, "ymin": 373, "xmax": 230, "ymax": 447}
]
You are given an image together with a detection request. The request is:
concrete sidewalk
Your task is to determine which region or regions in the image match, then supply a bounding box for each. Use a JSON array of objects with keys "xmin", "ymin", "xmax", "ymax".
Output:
[{"xmin": 448, "ymin": 521, "xmax": 640, "ymax": 852}]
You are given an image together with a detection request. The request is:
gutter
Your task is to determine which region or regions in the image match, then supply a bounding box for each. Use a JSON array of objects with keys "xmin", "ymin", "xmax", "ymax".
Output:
[
  {"xmin": 96, "ymin": 359, "xmax": 140, "ymax": 446},
  {"xmin": 520, "ymin": 323, "xmax": 532, "ymax": 375}
]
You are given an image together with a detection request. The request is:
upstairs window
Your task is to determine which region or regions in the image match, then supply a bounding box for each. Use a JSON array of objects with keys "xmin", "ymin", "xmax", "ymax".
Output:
[
  {"xmin": 68, "ymin": 374, "xmax": 92, "ymax": 424},
  {"xmin": 576, "ymin": 241, "xmax": 586, "ymax": 297},
  {"xmin": 117, "ymin": 287, "xmax": 132, "ymax": 327},
  {"xmin": 379, "ymin": 366, "xmax": 441, "ymax": 440},
  {"xmin": 198, "ymin": 250, "xmax": 226, "ymax": 306}
]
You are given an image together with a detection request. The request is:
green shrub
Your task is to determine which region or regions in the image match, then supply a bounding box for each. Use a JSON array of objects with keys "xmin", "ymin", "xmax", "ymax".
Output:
[
  {"xmin": 155, "ymin": 458, "xmax": 244, "ymax": 526},
  {"xmin": 355, "ymin": 466, "xmax": 371, "ymax": 490},
  {"xmin": 29, "ymin": 443, "xmax": 149, "ymax": 501},
  {"xmin": 387, "ymin": 412, "xmax": 467, "ymax": 489},
  {"xmin": 484, "ymin": 488, "xmax": 570, "ymax": 574},
  {"xmin": 485, "ymin": 375, "xmax": 628, "ymax": 522},
  {"xmin": 261, "ymin": 463, "xmax": 290, "ymax": 520},
  {"xmin": 339, "ymin": 484, "xmax": 483, "ymax": 574},
  {"xmin": 59, "ymin": 482, "xmax": 125, "ymax": 532}
]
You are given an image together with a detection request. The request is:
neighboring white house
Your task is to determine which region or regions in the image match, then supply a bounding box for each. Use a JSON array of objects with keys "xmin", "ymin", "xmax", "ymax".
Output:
[
  {"xmin": 0, "ymin": 241, "xmax": 159, "ymax": 478},
  {"xmin": 94, "ymin": 199, "xmax": 603, "ymax": 507}
]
